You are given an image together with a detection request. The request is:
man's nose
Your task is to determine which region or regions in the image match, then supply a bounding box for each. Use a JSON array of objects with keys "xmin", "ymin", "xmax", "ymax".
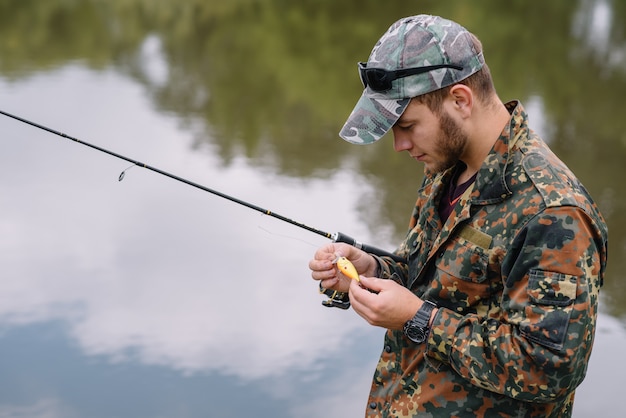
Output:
[{"xmin": 392, "ymin": 132, "xmax": 412, "ymax": 152}]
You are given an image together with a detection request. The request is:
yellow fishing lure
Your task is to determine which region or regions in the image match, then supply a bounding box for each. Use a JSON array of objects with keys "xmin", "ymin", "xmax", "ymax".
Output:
[{"xmin": 335, "ymin": 256, "xmax": 360, "ymax": 282}]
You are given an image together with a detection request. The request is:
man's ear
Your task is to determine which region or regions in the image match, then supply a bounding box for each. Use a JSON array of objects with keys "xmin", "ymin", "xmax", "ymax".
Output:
[{"xmin": 448, "ymin": 84, "xmax": 473, "ymax": 118}]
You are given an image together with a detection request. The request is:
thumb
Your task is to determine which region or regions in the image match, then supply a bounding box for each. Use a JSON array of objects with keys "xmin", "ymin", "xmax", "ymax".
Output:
[{"xmin": 356, "ymin": 275, "xmax": 385, "ymax": 293}]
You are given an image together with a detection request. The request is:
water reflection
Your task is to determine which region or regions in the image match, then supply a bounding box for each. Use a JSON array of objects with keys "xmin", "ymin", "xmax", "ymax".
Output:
[
  {"xmin": 1, "ymin": 68, "xmax": 387, "ymax": 416},
  {"xmin": 1, "ymin": 0, "xmax": 625, "ymax": 416}
]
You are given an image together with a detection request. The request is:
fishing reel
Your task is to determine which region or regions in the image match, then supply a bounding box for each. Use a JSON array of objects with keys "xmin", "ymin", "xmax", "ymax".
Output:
[
  {"xmin": 318, "ymin": 252, "xmax": 398, "ymax": 309},
  {"xmin": 319, "ymin": 283, "xmax": 351, "ymax": 310}
]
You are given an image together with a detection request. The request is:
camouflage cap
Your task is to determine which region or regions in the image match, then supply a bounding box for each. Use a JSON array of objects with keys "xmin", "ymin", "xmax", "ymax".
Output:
[{"xmin": 339, "ymin": 15, "xmax": 485, "ymax": 144}]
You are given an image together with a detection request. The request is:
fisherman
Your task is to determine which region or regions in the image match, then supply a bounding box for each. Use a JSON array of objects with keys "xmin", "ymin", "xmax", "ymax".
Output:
[{"xmin": 308, "ymin": 14, "xmax": 608, "ymax": 417}]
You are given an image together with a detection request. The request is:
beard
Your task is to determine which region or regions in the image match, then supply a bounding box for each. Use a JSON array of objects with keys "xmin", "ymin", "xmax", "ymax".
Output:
[{"xmin": 429, "ymin": 111, "xmax": 469, "ymax": 174}]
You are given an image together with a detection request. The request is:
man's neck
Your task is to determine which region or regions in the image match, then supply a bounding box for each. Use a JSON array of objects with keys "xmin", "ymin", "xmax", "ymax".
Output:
[{"xmin": 460, "ymin": 99, "xmax": 511, "ymax": 182}]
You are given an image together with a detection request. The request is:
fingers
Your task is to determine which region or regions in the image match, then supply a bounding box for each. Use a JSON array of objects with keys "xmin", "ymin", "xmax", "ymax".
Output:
[
  {"xmin": 308, "ymin": 245, "xmax": 340, "ymax": 290},
  {"xmin": 308, "ymin": 249, "xmax": 336, "ymax": 280},
  {"xmin": 354, "ymin": 275, "xmax": 383, "ymax": 292},
  {"xmin": 349, "ymin": 277, "xmax": 420, "ymax": 330},
  {"xmin": 308, "ymin": 243, "xmax": 358, "ymax": 293},
  {"xmin": 308, "ymin": 243, "xmax": 352, "ymax": 276},
  {"xmin": 348, "ymin": 278, "xmax": 377, "ymax": 325}
]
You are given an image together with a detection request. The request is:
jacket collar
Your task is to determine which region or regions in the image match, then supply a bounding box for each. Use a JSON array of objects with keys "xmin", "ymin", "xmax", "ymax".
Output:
[
  {"xmin": 416, "ymin": 100, "xmax": 529, "ymax": 233},
  {"xmin": 420, "ymin": 101, "xmax": 529, "ymax": 246},
  {"xmin": 469, "ymin": 100, "xmax": 528, "ymax": 205}
]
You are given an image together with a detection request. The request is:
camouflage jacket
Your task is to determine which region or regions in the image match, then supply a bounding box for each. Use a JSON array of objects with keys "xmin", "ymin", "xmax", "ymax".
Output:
[{"xmin": 369, "ymin": 101, "xmax": 608, "ymax": 417}]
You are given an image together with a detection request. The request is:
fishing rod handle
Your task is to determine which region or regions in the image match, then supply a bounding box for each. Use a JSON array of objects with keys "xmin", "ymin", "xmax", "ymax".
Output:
[{"xmin": 334, "ymin": 232, "xmax": 406, "ymax": 264}]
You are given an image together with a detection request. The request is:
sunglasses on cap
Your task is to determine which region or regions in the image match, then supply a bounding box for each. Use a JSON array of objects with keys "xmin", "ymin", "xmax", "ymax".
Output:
[{"xmin": 358, "ymin": 62, "xmax": 463, "ymax": 92}]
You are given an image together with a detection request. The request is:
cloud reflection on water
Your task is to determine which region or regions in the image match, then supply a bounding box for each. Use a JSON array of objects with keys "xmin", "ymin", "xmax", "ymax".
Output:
[{"xmin": 0, "ymin": 65, "xmax": 385, "ymax": 414}]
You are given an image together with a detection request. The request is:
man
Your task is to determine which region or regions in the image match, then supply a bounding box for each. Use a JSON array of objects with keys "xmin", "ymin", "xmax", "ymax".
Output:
[{"xmin": 309, "ymin": 15, "xmax": 608, "ymax": 417}]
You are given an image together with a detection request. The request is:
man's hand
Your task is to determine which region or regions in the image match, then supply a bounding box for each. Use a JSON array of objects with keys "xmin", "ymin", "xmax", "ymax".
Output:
[
  {"xmin": 349, "ymin": 276, "xmax": 422, "ymax": 330},
  {"xmin": 308, "ymin": 243, "xmax": 378, "ymax": 293}
]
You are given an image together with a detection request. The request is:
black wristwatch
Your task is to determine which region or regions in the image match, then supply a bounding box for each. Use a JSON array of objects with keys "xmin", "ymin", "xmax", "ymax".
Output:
[{"xmin": 403, "ymin": 300, "xmax": 437, "ymax": 344}]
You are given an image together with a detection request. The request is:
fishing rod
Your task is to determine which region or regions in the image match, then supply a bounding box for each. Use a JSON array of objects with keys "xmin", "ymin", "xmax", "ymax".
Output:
[{"xmin": 1, "ymin": 109, "xmax": 406, "ymax": 308}]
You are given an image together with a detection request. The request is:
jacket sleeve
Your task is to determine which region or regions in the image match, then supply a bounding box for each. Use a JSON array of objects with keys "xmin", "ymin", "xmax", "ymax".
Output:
[
  {"xmin": 370, "ymin": 182, "xmax": 430, "ymax": 285},
  {"xmin": 425, "ymin": 206, "xmax": 606, "ymax": 403}
]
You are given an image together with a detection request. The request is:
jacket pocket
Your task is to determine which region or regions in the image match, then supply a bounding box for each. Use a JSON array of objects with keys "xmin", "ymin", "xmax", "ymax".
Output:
[
  {"xmin": 433, "ymin": 235, "xmax": 491, "ymax": 310},
  {"xmin": 436, "ymin": 235, "xmax": 489, "ymax": 284},
  {"xmin": 521, "ymin": 269, "xmax": 577, "ymax": 350}
]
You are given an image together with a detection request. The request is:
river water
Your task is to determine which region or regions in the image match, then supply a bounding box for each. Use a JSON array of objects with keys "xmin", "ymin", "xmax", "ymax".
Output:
[{"xmin": 1, "ymin": 1, "xmax": 624, "ymax": 417}]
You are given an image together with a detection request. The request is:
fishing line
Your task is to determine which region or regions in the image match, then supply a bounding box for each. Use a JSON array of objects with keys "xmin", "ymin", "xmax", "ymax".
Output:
[
  {"xmin": 256, "ymin": 225, "xmax": 319, "ymax": 248},
  {"xmin": 118, "ymin": 163, "xmax": 139, "ymax": 181},
  {"xmin": 0, "ymin": 108, "xmax": 407, "ymax": 269}
]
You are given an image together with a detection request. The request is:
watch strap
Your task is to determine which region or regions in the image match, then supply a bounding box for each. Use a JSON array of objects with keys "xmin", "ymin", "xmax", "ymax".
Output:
[
  {"xmin": 413, "ymin": 300, "xmax": 436, "ymax": 327},
  {"xmin": 403, "ymin": 300, "xmax": 437, "ymax": 343}
]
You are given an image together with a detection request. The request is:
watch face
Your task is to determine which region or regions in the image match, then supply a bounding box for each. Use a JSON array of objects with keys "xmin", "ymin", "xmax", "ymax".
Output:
[{"xmin": 406, "ymin": 325, "xmax": 427, "ymax": 344}]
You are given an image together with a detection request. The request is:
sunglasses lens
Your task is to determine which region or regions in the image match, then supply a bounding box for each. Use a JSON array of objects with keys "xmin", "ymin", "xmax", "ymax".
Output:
[
  {"xmin": 358, "ymin": 63, "xmax": 392, "ymax": 91},
  {"xmin": 366, "ymin": 69, "xmax": 391, "ymax": 91}
]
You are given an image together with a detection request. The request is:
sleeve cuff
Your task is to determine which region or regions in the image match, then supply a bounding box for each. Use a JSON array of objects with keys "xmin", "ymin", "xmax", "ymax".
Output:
[
  {"xmin": 371, "ymin": 255, "xmax": 403, "ymax": 285},
  {"xmin": 426, "ymin": 307, "xmax": 463, "ymax": 363}
]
